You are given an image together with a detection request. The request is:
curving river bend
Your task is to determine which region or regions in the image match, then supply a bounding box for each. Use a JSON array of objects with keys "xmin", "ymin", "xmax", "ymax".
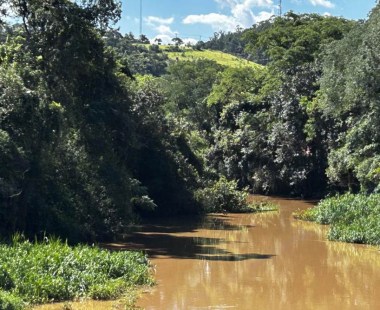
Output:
[
  {"xmin": 37, "ymin": 196, "xmax": 380, "ymax": 309},
  {"xmin": 134, "ymin": 196, "xmax": 380, "ymax": 309}
]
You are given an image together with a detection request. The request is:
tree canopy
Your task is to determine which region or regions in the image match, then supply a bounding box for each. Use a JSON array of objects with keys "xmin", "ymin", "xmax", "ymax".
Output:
[{"xmin": 1, "ymin": 1, "xmax": 380, "ymax": 242}]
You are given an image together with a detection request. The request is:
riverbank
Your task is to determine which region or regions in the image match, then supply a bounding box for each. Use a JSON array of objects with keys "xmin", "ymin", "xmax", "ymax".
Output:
[
  {"xmin": 294, "ymin": 193, "xmax": 380, "ymax": 246},
  {"xmin": 0, "ymin": 237, "xmax": 153, "ymax": 310}
]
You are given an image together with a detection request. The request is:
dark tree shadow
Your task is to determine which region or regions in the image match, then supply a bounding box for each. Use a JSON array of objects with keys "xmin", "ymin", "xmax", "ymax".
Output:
[
  {"xmin": 103, "ymin": 215, "xmax": 274, "ymax": 262},
  {"xmin": 124, "ymin": 215, "xmax": 255, "ymax": 235},
  {"xmin": 195, "ymin": 253, "xmax": 275, "ymax": 261}
]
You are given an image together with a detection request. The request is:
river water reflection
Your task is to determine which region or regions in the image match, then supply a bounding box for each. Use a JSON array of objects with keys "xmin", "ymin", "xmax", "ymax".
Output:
[
  {"xmin": 134, "ymin": 197, "xmax": 380, "ymax": 309},
  {"xmin": 36, "ymin": 197, "xmax": 380, "ymax": 309}
]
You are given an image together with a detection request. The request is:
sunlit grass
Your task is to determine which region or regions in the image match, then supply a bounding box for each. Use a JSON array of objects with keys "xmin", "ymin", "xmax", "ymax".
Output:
[
  {"xmin": 0, "ymin": 236, "xmax": 153, "ymax": 309},
  {"xmin": 166, "ymin": 49, "xmax": 263, "ymax": 69},
  {"xmin": 293, "ymin": 193, "xmax": 380, "ymax": 246},
  {"xmin": 131, "ymin": 43, "xmax": 263, "ymax": 69}
]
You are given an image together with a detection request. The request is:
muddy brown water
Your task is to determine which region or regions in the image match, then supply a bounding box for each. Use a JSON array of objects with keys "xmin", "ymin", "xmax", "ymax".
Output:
[{"xmin": 36, "ymin": 197, "xmax": 380, "ymax": 309}]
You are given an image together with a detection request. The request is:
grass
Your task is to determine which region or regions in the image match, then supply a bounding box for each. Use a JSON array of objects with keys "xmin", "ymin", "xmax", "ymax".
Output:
[
  {"xmin": 132, "ymin": 43, "xmax": 263, "ymax": 69},
  {"xmin": 167, "ymin": 49, "xmax": 262, "ymax": 69},
  {"xmin": 157, "ymin": 45, "xmax": 262, "ymax": 69},
  {"xmin": 293, "ymin": 193, "xmax": 380, "ymax": 245},
  {"xmin": 0, "ymin": 236, "xmax": 153, "ymax": 309}
]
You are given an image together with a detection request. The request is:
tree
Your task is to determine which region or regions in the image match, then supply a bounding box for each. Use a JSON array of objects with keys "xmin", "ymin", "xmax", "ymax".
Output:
[
  {"xmin": 0, "ymin": 0, "xmax": 143, "ymax": 240},
  {"xmin": 208, "ymin": 13, "xmax": 355, "ymax": 196},
  {"xmin": 317, "ymin": 5, "xmax": 380, "ymax": 192},
  {"xmin": 163, "ymin": 59, "xmax": 223, "ymax": 129},
  {"xmin": 139, "ymin": 34, "xmax": 150, "ymax": 44},
  {"xmin": 154, "ymin": 37, "xmax": 162, "ymax": 45},
  {"xmin": 193, "ymin": 40, "xmax": 205, "ymax": 51},
  {"xmin": 207, "ymin": 66, "xmax": 264, "ymax": 107},
  {"xmin": 244, "ymin": 13, "xmax": 355, "ymax": 69},
  {"xmin": 172, "ymin": 36, "xmax": 183, "ymax": 47}
]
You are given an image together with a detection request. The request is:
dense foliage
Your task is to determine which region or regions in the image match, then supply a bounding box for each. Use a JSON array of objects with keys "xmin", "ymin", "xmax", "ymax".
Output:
[
  {"xmin": 202, "ymin": 28, "xmax": 248, "ymax": 59},
  {"xmin": 0, "ymin": 0, "xmax": 266, "ymax": 246},
  {"xmin": 202, "ymin": 21, "xmax": 273, "ymax": 64},
  {"xmin": 205, "ymin": 9, "xmax": 380, "ymax": 247},
  {"xmin": 1, "ymin": 0, "xmax": 380, "ymax": 248},
  {"xmin": 0, "ymin": 0, "xmax": 215, "ymax": 241},
  {"xmin": 205, "ymin": 13, "xmax": 355, "ymax": 196},
  {"xmin": 294, "ymin": 193, "xmax": 380, "ymax": 245},
  {"xmin": 316, "ymin": 7, "xmax": 380, "ymax": 193},
  {"xmin": 292, "ymin": 7, "xmax": 380, "ymax": 246},
  {"xmin": 0, "ymin": 237, "xmax": 152, "ymax": 308},
  {"xmin": 105, "ymin": 30, "xmax": 169, "ymax": 76}
]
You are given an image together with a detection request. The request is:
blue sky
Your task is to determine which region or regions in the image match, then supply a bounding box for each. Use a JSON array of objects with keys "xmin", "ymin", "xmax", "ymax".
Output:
[{"xmin": 118, "ymin": 0, "xmax": 378, "ymax": 43}]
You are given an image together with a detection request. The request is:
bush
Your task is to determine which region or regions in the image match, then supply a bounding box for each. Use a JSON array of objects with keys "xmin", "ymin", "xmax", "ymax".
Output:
[
  {"xmin": 0, "ymin": 238, "xmax": 153, "ymax": 307},
  {"xmin": 195, "ymin": 177, "xmax": 276, "ymax": 213},
  {"xmin": 294, "ymin": 193, "xmax": 380, "ymax": 245},
  {"xmin": 0, "ymin": 291, "xmax": 24, "ymax": 310}
]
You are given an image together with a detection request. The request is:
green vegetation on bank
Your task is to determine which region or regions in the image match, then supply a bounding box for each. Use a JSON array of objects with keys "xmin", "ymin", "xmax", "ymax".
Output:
[
  {"xmin": 0, "ymin": 1, "xmax": 262, "ymax": 244},
  {"xmin": 195, "ymin": 177, "xmax": 278, "ymax": 213},
  {"xmin": 292, "ymin": 5, "xmax": 380, "ymax": 247},
  {"xmin": 294, "ymin": 194, "xmax": 380, "ymax": 245},
  {"xmin": 0, "ymin": 237, "xmax": 152, "ymax": 309},
  {"xmin": 0, "ymin": 0, "xmax": 380, "ymax": 271}
]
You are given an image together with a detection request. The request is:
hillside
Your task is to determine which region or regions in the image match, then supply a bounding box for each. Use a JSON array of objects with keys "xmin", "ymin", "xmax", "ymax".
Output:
[{"xmin": 162, "ymin": 46, "xmax": 263, "ymax": 69}]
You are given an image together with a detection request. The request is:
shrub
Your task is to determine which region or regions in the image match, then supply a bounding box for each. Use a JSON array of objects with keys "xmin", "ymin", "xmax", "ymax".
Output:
[
  {"xmin": 195, "ymin": 177, "xmax": 247, "ymax": 212},
  {"xmin": 0, "ymin": 291, "xmax": 24, "ymax": 310},
  {"xmin": 0, "ymin": 238, "xmax": 153, "ymax": 307},
  {"xmin": 294, "ymin": 193, "xmax": 380, "ymax": 245},
  {"xmin": 194, "ymin": 177, "xmax": 277, "ymax": 213}
]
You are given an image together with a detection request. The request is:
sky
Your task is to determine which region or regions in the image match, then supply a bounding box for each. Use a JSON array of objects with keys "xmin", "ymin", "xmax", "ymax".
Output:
[{"xmin": 118, "ymin": 0, "xmax": 378, "ymax": 44}]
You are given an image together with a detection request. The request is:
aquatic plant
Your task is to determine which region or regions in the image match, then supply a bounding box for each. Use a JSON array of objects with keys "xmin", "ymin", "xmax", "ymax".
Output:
[
  {"xmin": 0, "ymin": 237, "xmax": 153, "ymax": 308},
  {"xmin": 294, "ymin": 193, "xmax": 380, "ymax": 245},
  {"xmin": 247, "ymin": 201, "xmax": 279, "ymax": 213}
]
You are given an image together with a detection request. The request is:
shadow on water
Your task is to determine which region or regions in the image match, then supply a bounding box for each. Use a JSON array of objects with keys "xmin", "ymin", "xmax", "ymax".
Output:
[
  {"xmin": 129, "ymin": 216, "xmax": 254, "ymax": 234},
  {"xmin": 106, "ymin": 233, "xmax": 274, "ymax": 261},
  {"xmin": 104, "ymin": 216, "xmax": 274, "ymax": 262},
  {"xmin": 196, "ymin": 253, "xmax": 275, "ymax": 261}
]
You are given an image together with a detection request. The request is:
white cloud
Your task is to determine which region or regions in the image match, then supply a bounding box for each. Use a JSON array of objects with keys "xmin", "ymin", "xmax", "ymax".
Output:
[
  {"xmin": 183, "ymin": 38, "xmax": 198, "ymax": 46},
  {"xmin": 145, "ymin": 16, "xmax": 174, "ymax": 26},
  {"xmin": 183, "ymin": 13, "xmax": 240, "ymax": 31},
  {"xmin": 323, "ymin": 12, "xmax": 332, "ymax": 17},
  {"xmin": 183, "ymin": 0, "xmax": 275, "ymax": 32},
  {"xmin": 145, "ymin": 15, "xmax": 177, "ymax": 42},
  {"xmin": 254, "ymin": 10, "xmax": 275, "ymax": 23},
  {"xmin": 309, "ymin": 0, "xmax": 335, "ymax": 9},
  {"xmin": 216, "ymin": 0, "xmax": 273, "ymax": 8},
  {"xmin": 156, "ymin": 25, "xmax": 175, "ymax": 36}
]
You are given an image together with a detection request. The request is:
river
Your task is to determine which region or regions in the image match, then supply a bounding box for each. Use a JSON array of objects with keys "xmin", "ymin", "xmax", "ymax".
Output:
[{"xmin": 36, "ymin": 196, "xmax": 380, "ymax": 309}]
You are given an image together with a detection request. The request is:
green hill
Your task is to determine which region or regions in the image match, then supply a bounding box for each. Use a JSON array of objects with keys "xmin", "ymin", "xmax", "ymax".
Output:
[
  {"xmin": 162, "ymin": 46, "xmax": 263, "ymax": 69},
  {"xmin": 131, "ymin": 43, "xmax": 263, "ymax": 69}
]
